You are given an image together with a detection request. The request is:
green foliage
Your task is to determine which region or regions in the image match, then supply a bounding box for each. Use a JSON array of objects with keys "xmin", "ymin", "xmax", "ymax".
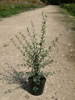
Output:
[
  {"xmin": 32, "ymin": 86, "xmax": 39, "ymax": 92},
  {"xmin": 11, "ymin": 12, "xmax": 58, "ymax": 78},
  {"xmin": 0, "ymin": 3, "xmax": 43, "ymax": 18},
  {"xmin": 61, "ymin": 4, "xmax": 75, "ymax": 16},
  {"xmin": 41, "ymin": 0, "xmax": 75, "ymax": 5}
]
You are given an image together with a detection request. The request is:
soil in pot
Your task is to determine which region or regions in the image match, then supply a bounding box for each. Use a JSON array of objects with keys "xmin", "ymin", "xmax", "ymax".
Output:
[{"xmin": 28, "ymin": 75, "xmax": 46, "ymax": 96}]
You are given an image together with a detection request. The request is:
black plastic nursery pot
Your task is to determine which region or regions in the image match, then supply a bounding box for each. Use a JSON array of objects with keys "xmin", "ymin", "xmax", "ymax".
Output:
[{"xmin": 28, "ymin": 75, "xmax": 46, "ymax": 96}]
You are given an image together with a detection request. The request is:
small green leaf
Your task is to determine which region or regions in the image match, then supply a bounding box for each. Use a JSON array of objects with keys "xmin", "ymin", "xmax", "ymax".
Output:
[{"xmin": 32, "ymin": 86, "xmax": 39, "ymax": 92}]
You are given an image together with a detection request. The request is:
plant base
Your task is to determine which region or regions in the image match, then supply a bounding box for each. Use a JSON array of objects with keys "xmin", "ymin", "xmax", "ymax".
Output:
[{"xmin": 28, "ymin": 75, "xmax": 46, "ymax": 96}]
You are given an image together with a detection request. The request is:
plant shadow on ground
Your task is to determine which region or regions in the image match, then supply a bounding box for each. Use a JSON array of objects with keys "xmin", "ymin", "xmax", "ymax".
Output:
[{"xmin": 0, "ymin": 63, "xmax": 31, "ymax": 94}]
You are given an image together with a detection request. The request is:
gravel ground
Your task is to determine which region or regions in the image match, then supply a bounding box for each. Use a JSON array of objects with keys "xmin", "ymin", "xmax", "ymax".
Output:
[{"xmin": 0, "ymin": 5, "xmax": 75, "ymax": 100}]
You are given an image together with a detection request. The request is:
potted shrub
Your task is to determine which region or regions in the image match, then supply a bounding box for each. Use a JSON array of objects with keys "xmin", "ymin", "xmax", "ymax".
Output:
[{"xmin": 11, "ymin": 12, "xmax": 58, "ymax": 96}]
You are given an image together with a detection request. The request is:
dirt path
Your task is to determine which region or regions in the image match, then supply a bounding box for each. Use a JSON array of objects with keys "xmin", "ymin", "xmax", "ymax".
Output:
[{"xmin": 0, "ymin": 6, "xmax": 75, "ymax": 100}]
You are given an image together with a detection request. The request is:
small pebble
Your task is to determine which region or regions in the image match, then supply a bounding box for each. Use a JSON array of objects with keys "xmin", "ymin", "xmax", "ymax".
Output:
[
  {"xmin": 3, "ymin": 43, "xmax": 9, "ymax": 47},
  {"xmin": 51, "ymin": 96, "xmax": 55, "ymax": 99},
  {"xmin": 68, "ymin": 43, "xmax": 72, "ymax": 47},
  {"xmin": 54, "ymin": 92, "xmax": 57, "ymax": 94},
  {"xmin": 55, "ymin": 98, "xmax": 58, "ymax": 100},
  {"xmin": 25, "ymin": 94, "xmax": 30, "ymax": 99},
  {"xmin": 4, "ymin": 89, "xmax": 11, "ymax": 94},
  {"xmin": 70, "ymin": 49, "xmax": 75, "ymax": 52},
  {"xmin": 61, "ymin": 54, "xmax": 65, "ymax": 57}
]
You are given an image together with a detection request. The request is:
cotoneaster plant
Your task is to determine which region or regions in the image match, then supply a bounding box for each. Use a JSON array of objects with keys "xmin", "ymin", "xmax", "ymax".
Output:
[{"xmin": 11, "ymin": 12, "xmax": 59, "ymax": 95}]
